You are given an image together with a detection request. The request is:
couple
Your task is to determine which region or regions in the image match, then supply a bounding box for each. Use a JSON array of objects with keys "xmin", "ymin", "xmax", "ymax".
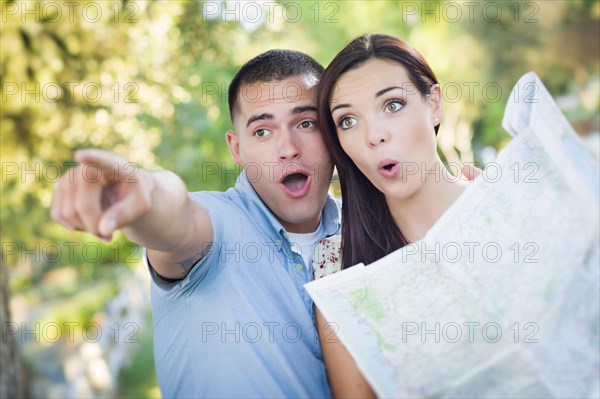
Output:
[{"xmin": 52, "ymin": 33, "xmax": 473, "ymax": 398}]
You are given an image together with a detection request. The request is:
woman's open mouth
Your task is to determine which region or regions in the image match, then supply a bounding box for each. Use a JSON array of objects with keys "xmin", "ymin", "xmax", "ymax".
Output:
[{"xmin": 378, "ymin": 159, "xmax": 400, "ymax": 179}]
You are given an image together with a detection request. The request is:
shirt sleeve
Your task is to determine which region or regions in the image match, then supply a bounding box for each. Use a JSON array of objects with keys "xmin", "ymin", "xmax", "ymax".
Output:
[{"xmin": 145, "ymin": 190, "xmax": 230, "ymax": 300}]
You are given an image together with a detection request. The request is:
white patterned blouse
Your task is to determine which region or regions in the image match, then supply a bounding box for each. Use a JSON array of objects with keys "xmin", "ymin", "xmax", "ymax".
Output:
[{"xmin": 312, "ymin": 234, "xmax": 343, "ymax": 279}]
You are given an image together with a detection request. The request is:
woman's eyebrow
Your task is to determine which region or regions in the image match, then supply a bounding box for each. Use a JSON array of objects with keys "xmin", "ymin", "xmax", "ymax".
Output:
[
  {"xmin": 331, "ymin": 103, "xmax": 350, "ymax": 113},
  {"xmin": 375, "ymin": 86, "xmax": 404, "ymax": 98},
  {"xmin": 331, "ymin": 85, "xmax": 406, "ymax": 114}
]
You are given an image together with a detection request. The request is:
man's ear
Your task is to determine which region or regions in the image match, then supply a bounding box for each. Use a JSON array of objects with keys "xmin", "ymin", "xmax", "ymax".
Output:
[
  {"xmin": 226, "ymin": 130, "xmax": 241, "ymax": 166},
  {"xmin": 428, "ymin": 84, "xmax": 444, "ymax": 122}
]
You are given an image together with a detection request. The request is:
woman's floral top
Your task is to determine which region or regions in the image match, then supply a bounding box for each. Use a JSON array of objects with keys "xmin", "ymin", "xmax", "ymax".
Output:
[{"xmin": 312, "ymin": 234, "xmax": 342, "ymax": 279}]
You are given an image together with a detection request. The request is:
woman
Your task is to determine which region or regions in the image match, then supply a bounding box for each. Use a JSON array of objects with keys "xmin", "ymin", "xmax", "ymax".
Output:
[{"xmin": 313, "ymin": 33, "xmax": 470, "ymax": 397}]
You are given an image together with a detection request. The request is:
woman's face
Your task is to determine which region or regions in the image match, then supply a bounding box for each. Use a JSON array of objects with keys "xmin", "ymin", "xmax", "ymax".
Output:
[{"xmin": 329, "ymin": 58, "xmax": 443, "ymax": 200}]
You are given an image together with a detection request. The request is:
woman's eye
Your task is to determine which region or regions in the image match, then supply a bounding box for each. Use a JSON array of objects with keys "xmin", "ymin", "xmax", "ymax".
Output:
[
  {"xmin": 385, "ymin": 100, "xmax": 404, "ymax": 113},
  {"xmin": 338, "ymin": 117, "xmax": 357, "ymax": 130}
]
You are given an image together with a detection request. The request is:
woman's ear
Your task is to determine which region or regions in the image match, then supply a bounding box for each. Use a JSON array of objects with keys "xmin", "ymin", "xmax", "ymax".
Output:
[{"xmin": 428, "ymin": 84, "xmax": 443, "ymax": 124}]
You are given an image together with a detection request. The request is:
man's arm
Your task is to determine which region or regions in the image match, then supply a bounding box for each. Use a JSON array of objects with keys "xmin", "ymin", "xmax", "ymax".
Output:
[{"xmin": 51, "ymin": 149, "xmax": 213, "ymax": 279}]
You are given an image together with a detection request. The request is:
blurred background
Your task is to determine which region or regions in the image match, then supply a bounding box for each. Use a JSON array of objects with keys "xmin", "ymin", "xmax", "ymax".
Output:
[{"xmin": 1, "ymin": 0, "xmax": 598, "ymax": 397}]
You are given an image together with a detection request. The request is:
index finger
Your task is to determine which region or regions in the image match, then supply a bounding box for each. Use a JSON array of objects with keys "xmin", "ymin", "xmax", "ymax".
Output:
[{"xmin": 74, "ymin": 149, "xmax": 138, "ymax": 184}]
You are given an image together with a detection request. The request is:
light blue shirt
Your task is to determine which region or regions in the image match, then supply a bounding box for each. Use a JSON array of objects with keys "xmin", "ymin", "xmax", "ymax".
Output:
[{"xmin": 147, "ymin": 171, "xmax": 341, "ymax": 398}]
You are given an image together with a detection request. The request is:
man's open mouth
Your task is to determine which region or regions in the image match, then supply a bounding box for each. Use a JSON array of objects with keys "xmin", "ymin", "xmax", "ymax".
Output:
[{"xmin": 281, "ymin": 171, "xmax": 311, "ymax": 197}]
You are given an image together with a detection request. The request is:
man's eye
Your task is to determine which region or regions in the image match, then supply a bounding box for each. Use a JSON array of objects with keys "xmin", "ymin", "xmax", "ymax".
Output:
[
  {"xmin": 338, "ymin": 117, "xmax": 357, "ymax": 130},
  {"xmin": 385, "ymin": 100, "xmax": 405, "ymax": 113},
  {"xmin": 254, "ymin": 129, "xmax": 271, "ymax": 138},
  {"xmin": 300, "ymin": 121, "xmax": 316, "ymax": 129}
]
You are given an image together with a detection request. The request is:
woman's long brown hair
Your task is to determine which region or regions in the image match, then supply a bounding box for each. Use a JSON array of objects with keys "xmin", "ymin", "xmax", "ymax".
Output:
[{"xmin": 317, "ymin": 33, "xmax": 440, "ymax": 269}]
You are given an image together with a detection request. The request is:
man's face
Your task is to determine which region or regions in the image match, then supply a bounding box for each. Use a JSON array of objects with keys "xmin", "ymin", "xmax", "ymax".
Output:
[{"xmin": 226, "ymin": 75, "xmax": 333, "ymax": 233}]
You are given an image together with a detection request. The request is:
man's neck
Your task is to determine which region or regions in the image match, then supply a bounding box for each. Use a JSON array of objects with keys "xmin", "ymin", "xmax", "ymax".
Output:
[{"xmin": 278, "ymin": 215, "xmax": 321, "ymax": 234}]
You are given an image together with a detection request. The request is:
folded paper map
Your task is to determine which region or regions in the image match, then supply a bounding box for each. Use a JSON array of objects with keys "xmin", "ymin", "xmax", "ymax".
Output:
[{"xmin": 305, "ymin": 72, "xmax": 600, "ymax": 398}]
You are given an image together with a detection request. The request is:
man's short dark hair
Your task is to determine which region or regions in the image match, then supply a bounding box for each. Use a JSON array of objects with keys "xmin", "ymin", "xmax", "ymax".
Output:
[{"xmin": 228, "ymin": 49, "xmax": 325, "ymax": 123}]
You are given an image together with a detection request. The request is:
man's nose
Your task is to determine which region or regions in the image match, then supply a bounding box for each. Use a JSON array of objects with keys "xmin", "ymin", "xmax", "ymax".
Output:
[{"xmin": 279, "ymin": 129, "xmax": 300, "ymax": 160}]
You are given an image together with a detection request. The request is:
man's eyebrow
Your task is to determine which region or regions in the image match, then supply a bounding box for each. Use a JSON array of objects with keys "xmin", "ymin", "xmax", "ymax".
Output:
[
  {"xmin": 375, "ymin": 86, "xmax": 404, "ymax": 98},
  {"xmin": 291, "ymin": 105, "xmax": 317, "ymax": 115},
  {"xmin": 246, "ymin": 113, "xmax": 273, "ymax": 127}
]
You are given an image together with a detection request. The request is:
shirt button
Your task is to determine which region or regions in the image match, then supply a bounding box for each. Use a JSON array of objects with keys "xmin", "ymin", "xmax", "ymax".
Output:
[
  {"xmin": 295, "ymin": 263, "xmax": 304, "ymax": 271},
  {"xmin": 275, "ymin": 240, "xmax": 281, "ymax": 246}
]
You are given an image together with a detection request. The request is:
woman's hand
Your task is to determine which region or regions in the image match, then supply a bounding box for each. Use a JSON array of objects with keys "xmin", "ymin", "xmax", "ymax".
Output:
[{"xmin": 461, "ymin": 164, "xmax": 482, "ymax": 181}]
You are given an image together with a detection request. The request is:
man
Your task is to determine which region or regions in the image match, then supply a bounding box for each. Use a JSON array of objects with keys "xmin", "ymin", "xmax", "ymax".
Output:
[{"xmin": 52, "ymin": 50, "xmax": 337, "ymax": 397}]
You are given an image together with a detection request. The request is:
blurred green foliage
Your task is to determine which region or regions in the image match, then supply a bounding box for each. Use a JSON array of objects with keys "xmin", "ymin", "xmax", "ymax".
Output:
[
  {"xmin": 1, "ymin": 0, "xmax": 598, "ymax": 396},
  {"xmin": 2, "ymin": 0, "xmax": 599, "ymax": 264},
  {"xmin": 114, "ymin": 311, "xmax": 159, "ymax": 399}
]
